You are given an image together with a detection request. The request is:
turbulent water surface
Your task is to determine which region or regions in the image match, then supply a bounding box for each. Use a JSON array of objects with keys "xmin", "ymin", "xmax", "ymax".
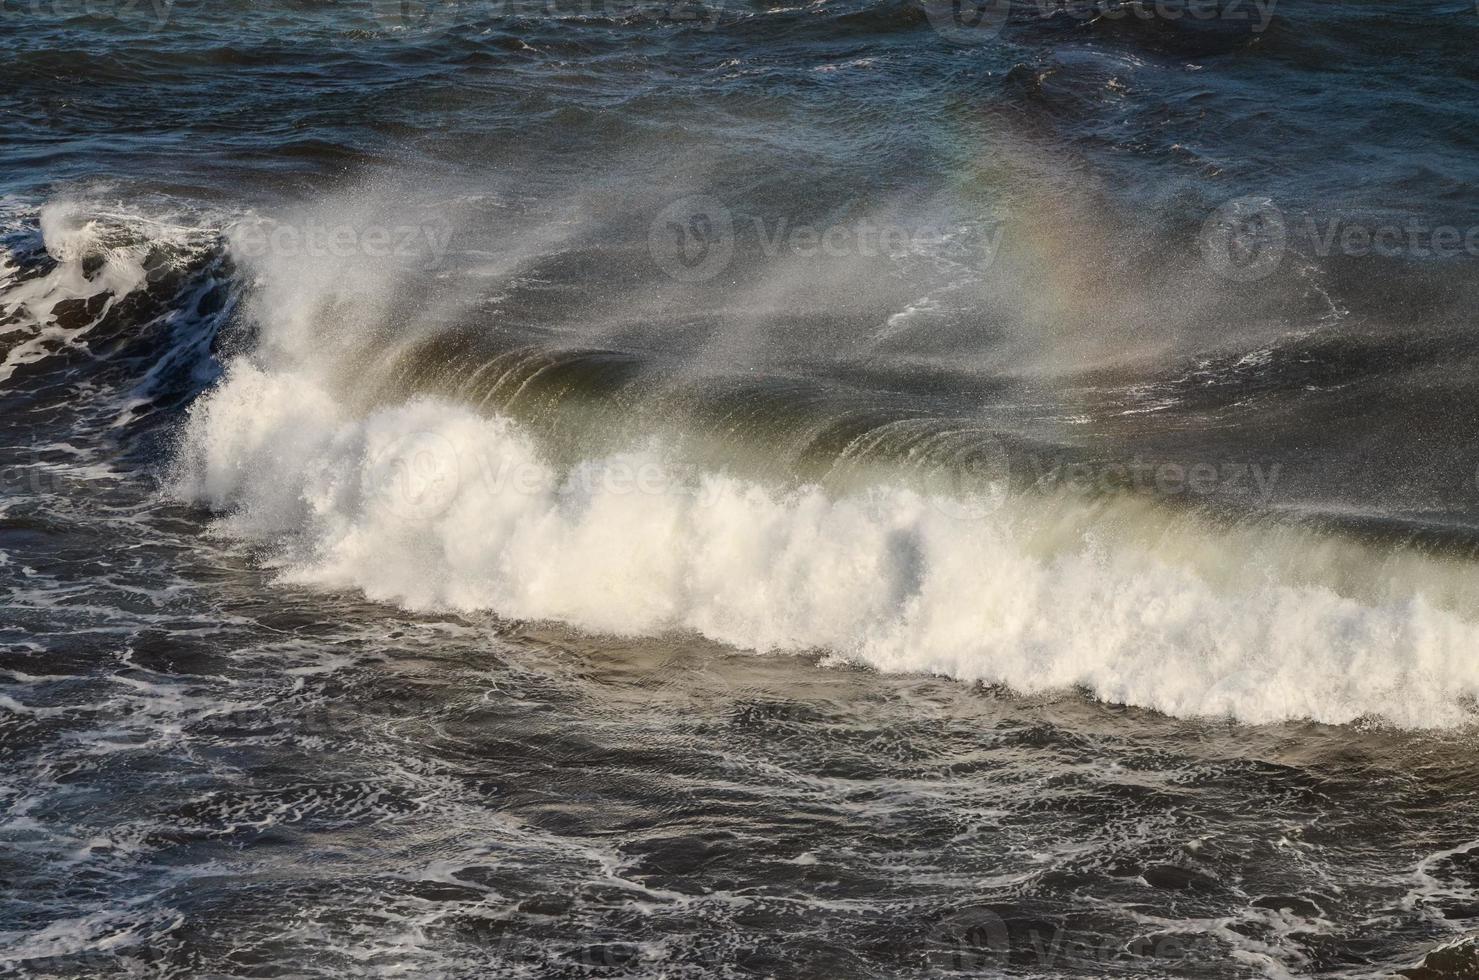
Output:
[{"xmin": 5, "ymin": 0, "xmax": 1479, "ymax": 976}]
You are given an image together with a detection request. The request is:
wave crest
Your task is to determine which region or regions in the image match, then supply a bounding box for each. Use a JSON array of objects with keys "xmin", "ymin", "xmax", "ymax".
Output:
[{"xmin": 171, "ymin": 360, "xmax": 1479, "ymax": 729}]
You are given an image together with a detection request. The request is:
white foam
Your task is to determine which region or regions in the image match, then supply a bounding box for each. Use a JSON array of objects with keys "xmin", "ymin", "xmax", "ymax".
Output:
[
  {"xmin": 0, "ymin": 200, "xmax": 215, "ymax": 386},
  {"xmin": 171, "ymin": 360, "xmax": 1479, "ymax": 729}
]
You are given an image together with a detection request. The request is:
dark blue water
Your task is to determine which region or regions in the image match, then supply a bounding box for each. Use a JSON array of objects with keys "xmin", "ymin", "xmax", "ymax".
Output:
[{"xmin": 5, "ymin": 1, "xmax": 1479, "ymax": 976}]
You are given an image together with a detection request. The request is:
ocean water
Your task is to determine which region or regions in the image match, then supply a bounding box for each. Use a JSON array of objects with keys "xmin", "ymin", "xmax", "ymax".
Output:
[{"xmin": 4, "ymin": 0, "xmax": 1479, "ymax": 976}]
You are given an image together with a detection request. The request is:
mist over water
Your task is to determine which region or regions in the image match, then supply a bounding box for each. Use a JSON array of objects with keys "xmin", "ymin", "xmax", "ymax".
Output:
[{"xmin": 6, "ymin": 0, "xmax": 1479, "ymax": 976}]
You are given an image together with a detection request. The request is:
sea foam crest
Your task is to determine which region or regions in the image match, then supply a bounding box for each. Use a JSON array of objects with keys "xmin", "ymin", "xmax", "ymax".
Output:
[{"xmin": 172, "ymin": 359, "xmax": 1479, "ymax": 729}]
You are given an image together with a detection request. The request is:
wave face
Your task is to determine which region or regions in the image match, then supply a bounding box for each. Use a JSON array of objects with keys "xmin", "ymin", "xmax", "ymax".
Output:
[
  {"xmin": 146, "ymin": 182, "xmax": 1479, "ymax": 730},
  {"xmin": 175, "ymin": 370, "xmax": 1479, "ymax": 728}
]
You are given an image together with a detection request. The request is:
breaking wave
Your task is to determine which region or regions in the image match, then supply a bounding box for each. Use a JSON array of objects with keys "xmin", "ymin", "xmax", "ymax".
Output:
[
  {"xmin": 144, "ymin": 185, "xmax": 1479, "ymax": 731},
  {"xmin": 10, "ymin": 194, "xmax": 1477, "ymax": 730},
  {"xmin": 170, "ymin": 357, "xmax": 1479, "ymax": 728}
]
